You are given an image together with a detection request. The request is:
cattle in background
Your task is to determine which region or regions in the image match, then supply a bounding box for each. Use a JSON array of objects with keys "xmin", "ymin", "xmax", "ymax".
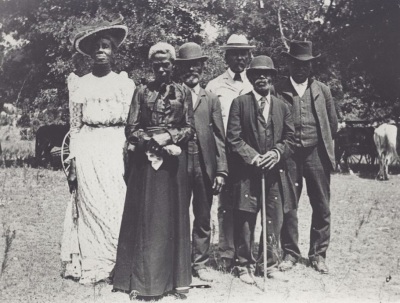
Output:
[
  {"xmin": 335, "ymin": 122, "xmax": 377, "ymax": 173},
  {"xmin": 374, "ymin": 123, "xmax": 399, "ymax": 180},
  {"xmin": 35, "ymin": 124, "xmax": 69, "ymax": 167}
]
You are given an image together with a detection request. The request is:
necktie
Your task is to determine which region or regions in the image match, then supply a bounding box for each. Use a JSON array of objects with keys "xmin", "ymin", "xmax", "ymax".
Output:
[
  {"xmin": 259, "ymin": 96, "xmax": 267, "ymax": 115},
  {"xmin": 233, "ymin": 73, "xmax": 242, "ymax": 82}
]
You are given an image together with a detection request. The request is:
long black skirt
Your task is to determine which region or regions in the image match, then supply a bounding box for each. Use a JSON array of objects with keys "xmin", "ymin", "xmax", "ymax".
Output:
[{"xmin": 113, "ymin": 149, "xmax": 192, "ymax": 297}]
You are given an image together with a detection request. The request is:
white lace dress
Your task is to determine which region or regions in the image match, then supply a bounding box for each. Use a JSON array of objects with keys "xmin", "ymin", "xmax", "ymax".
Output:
[{"xmin": 61, "ymin": 71, "xmax": 136, "ymax": 284}]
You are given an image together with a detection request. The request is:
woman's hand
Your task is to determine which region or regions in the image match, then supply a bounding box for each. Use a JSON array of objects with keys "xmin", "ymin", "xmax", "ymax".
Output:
[{"xmin": 67, "ymin": 159, "xmax": 77, "ymax": 193}]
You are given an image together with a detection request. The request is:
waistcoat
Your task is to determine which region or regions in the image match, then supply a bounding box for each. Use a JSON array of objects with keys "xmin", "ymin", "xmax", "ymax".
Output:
[{"xmin": 292, "ymin": 87, "xmax": 319, "ymax": 147}]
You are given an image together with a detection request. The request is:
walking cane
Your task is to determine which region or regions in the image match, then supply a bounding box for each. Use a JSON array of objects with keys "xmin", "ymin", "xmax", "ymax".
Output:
[{"xmin": 261, "ymin": 171, "xmax": 268, "ymax": 292}]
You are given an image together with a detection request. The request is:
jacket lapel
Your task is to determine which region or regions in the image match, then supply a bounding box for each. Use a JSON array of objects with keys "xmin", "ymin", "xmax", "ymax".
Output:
[
  {"xmin": 248, "ymin": 93, "xmax": 261, "ymax": 152},
  {"xmin": 194, "ymin": 88, "xmax": 206, "ymax": 112},
  {"xmin": 280, "ymin": 79, "xmax": 295, "ymax": 105}
]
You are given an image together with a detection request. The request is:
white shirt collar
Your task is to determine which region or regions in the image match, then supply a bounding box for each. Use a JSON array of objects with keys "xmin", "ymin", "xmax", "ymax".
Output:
[
  {"xmin": 290, "ymin": 77, "xmax": 308, "ymax": 88},
  {"xmin": 252, "ymin": 90, "xmax": 271, "ymax": 103},
  {"xmin": 228, "ymin": 68, "xmax": 246, "ymax": 81},
  {"xmin": 290, "ymin": 77, "xmax": 308, "ymax": 97}
]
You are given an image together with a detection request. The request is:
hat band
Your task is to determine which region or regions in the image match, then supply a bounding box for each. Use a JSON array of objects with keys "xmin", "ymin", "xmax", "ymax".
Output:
[{"xmin": 226, "ymin": 43, "xmax": 251, "ymax": 46}]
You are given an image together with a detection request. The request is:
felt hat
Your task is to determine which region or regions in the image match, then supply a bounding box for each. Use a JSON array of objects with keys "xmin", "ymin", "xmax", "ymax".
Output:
[
  {"xmin": 281, "ymin": 40, "xmax": 321, "ymax": 61},
  {"xmin": 72, "ymin": 16, "xmax": 128, "ymax": 56},
  {"xmin": 220, "ymin": 34, "xmax": 255, "ymax": 50},
  {"xmin": 246, "ymin": 55, "xmax": 277, "ymax": 76},
  {"xmin": 175, "ymin": 42, "xmax": 208, "ymax": 62}
]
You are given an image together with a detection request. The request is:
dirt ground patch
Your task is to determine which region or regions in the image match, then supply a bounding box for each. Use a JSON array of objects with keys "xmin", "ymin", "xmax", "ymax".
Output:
[{"xmin": 0, "ymin": 167, "xmax": 399, "ymax": 303}]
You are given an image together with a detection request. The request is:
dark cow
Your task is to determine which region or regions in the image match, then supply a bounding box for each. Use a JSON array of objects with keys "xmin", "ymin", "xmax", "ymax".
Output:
[
  {"xmin": 335, "ymin": 124, "xmax": 377, "ymax": 173},
  {"xmin": 35, "ymin": 124, "xmax": 69, "ymax": 167},
  {"xmin": 374, "ymin": 123, "xmax": 399, "ymax": 180}
]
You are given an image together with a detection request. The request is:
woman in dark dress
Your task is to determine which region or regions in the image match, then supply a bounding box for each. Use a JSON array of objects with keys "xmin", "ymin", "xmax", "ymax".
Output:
[{"xmin": 113, "ymin": 42, "xmax": 194, "ymax": 300}]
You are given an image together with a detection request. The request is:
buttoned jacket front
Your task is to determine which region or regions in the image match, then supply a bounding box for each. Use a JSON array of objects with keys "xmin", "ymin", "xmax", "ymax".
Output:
[{"xmin": 226, "ymin": 92, "xmax": 297, "ymax": 213}]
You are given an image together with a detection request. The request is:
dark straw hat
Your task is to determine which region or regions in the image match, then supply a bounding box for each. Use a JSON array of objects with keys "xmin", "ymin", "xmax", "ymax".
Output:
[
  {"xmin": 281, "ymin": 40, "xmax": 321, "ymax": 61},
  {"xmin": 246, "ymin": 55, "xmax": 277, "ymax": 76},
  {"xmin": 175, "ymin": 42, "xmax": 208, "ymax": 62},
  {"xmin": 72, "ymin": 16, "xmax": 128, "ymax": 56}
]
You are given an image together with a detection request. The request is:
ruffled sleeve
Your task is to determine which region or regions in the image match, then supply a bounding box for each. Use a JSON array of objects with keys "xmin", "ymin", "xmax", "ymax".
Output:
[{"xmin": 67, "ymin": 73, "xmax": 83, "ymax": 161}]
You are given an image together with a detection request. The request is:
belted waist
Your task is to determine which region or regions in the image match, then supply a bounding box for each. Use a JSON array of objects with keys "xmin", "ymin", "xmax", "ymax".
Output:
[
  {"xmin": 145, "ymin": 126, "xmax": 170, "ymax": 135},
  {"xmin": 83, "ymin": 122, "xmax": 125, "ymax": 128}
]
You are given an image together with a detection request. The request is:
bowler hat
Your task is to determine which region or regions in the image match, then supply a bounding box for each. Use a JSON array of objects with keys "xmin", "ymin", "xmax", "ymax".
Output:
[
  {"xmin": 220, "ymin": 34, "xmax": 255, "ymax": 51},
  {"xmin": 175, "ymin": 42, "xmax": 208, "ymax": 62},
  {"xmin": 246, "ymin": 56, "xmax": 277, "ymax": 76},
  {"xmin": 281, "ymin": 40, "xmax": 321, "ymax": 61},
  {"xmin": 72, "ymin": 15, "xmax": 128, "ymax": 56}
]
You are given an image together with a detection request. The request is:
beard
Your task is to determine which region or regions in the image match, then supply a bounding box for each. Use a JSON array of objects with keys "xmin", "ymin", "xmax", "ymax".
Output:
[{"xmin": 183, "ymin": 73, "xmax": 200, "ymax": 87}]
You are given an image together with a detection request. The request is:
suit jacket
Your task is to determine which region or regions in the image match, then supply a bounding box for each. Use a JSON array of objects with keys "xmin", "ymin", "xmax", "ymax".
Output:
[
  {"xmin": 226, "ymin": 91, "xmax": 297, "ymax": 213},
  {"xmin": 194, "ymin": 87, "xmax": 228, "ymax": 182},
  {"xmin": 206, "ymin": 70, "xmax": 253, "ymax": 131},
  {"xmin": 275, "ymin": 78, "xmax": 338, "ymax": 170}
]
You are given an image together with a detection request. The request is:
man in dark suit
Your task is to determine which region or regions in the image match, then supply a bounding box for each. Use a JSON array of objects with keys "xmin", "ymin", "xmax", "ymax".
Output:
[
  {"xmin": 176, "ymin": 42, "xmax": 228, "ymax": 282},
  {"xmin": 226, "ymin": 56, "xmax": 296, "ymax": 284},
  {"xmin": 275, "ymin": 40, "xmax": 338, "ymax": 274}
]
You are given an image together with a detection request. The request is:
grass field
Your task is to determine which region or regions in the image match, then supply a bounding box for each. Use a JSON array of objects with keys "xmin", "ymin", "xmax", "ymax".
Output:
[{"xmin": 0, "ymin": 167, "xmax": 399, "ymax": 303}]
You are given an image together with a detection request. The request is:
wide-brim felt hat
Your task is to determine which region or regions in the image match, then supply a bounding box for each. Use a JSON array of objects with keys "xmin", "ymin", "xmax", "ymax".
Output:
[
  {"xmin": 220, "ymin": 34, "xmax": 256, "ymax": 50},
  {"xmin": 281, "ymin": 40, "xmax": 321, "ymax": 61},
  {"xmin": 175, "ymin": 42, "xmax": 208, "ymax": 62},
  {"xmin": 246, "ymin": 55, "xmax": 277, "ymax": 76},
  {"xmin": 72, "ymin": 17, "xmax": 128, "ymax": 56}
]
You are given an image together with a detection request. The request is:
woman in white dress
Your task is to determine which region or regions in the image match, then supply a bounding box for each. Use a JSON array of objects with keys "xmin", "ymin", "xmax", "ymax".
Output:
[{"xmin": 61, "ymin": 19, "xmax": 136, "ymax": 284}]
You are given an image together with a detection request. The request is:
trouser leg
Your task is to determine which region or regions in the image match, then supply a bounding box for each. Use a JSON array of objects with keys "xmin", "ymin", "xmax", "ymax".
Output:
[
  {"xmin": 233, "ymin": 210, "xmax": 257, "ymax": 267},
  {"xmin": 258, "ymin": 180, "xmax": 284, "ymax": 267},
  {"xmin": 191, "ymin": 153, "xmax": 213, "ymax": 270},
  {"xmin": 218, "ymin": 189, "xmax": 235, "ymax": 260},
  {"xmin": 280, "ymin": 151, "xmax": 303, "ymax": 259},
  {"xmin": 303, "ymin": 145, "xmax": 331, "ymax": 260}
]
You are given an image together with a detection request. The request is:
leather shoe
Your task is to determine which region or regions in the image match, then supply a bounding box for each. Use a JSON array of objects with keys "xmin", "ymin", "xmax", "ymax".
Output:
[
  {"xmin": 218, "ymin": 258, "xmax": 233, "ymax": 273},
  {"xmin": 237, "ymin": 266, "xmax": 256, "ymax": 285},
  {"xmin": 310, "ymin": 257, "xmax": 329, "ymax": 274},
  {"xmin": 278, "ymin": 254, "xmax": 297, "ymax": 272},
  {"xmin": 194, "ymin": 268, "xmax": 214, "ymax": 282}
]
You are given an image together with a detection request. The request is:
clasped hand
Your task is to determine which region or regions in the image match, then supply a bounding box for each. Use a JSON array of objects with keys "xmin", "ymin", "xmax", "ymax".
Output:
[
  {"xmin": 147, "ymin": 132, "xmax": 172, "ymax": 154},
  {"xmin": 254, "ymin": 150, "xmax": 279, "ymax": 170}
]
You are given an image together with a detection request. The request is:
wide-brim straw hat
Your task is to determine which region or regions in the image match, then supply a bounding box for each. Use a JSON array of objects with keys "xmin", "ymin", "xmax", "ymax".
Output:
[
  {"xmin": 281, "ymin": 40, "xmax": 321, "ymax": 61},
  {"xmin": 220, "ymin": 34, "xmax": 255, "ymax": 51},
  {"xmin": 246, "ymin": 55, "xmax": 277, "ymax": 76},
  {"xmin": 72, "ymin": 17, "xmax": 128, "ymax": 56},
  {"xmin": 175, "ymin": 42, "xmax": 208, "ymax": 62}
]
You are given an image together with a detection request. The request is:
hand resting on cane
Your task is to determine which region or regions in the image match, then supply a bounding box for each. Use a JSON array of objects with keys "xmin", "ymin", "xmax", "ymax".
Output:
[{"xmin": 254, "ymin": 150, "xmax": 280, "ymax": 170}]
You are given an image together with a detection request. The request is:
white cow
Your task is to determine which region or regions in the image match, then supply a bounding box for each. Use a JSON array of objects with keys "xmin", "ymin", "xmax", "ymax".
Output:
[{"xmin": 374, "ymin": 123, "xmax": 398, "ymax": 180}]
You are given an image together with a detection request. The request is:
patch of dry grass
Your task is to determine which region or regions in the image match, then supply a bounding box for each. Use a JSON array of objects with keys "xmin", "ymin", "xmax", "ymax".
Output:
[{"xmin": 0, "ymin": 168, "xmax": 399, "ymax": 303}]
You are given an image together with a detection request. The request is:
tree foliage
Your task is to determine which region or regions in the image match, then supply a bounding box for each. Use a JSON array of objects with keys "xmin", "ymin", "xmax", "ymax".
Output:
[{"xmin": 0, "ymin": 0, "xmax": 398, "ymax": 125}]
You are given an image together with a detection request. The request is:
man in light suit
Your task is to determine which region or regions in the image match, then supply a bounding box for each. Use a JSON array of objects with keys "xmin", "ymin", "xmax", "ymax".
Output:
[
  {"xmin": 176, "ymin": 42, "xmax": 228, "ymax": 282},
  {"xmin": 226, "ymin": 56, "xmax": 296, "ymax": 284},
  {"xmin": 275, "ymin": 40, "xmax": 338, "ymax": 274},
  {"xmin": 205, "ymin": 34, "xmax": 254, "ymax": 271}
]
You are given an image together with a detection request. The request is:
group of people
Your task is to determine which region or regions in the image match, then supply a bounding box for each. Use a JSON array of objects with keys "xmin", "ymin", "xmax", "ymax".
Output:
[{"xmin": 60, "ymin": 18, "xmax": 338, "ymax": 301}]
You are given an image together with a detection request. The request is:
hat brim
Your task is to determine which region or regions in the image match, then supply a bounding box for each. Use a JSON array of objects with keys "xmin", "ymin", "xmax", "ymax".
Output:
[
  {"xmin": 175, "ymin": 56, "xmax": 208, "ymax": 62},
  {"xmin": 75, "ymin": 25, "xmax": 128, "ymax": 56},
  {"xmin": 246, "ymin": 67, "xmax": 277, "ymax": 76},
  {"xmin": 220, "ymin": 45, "xmax": 256, "ymax": 50},
  {"xmin": 281, "ymin": 52, "xmax": 321, "ymax": 61}
]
